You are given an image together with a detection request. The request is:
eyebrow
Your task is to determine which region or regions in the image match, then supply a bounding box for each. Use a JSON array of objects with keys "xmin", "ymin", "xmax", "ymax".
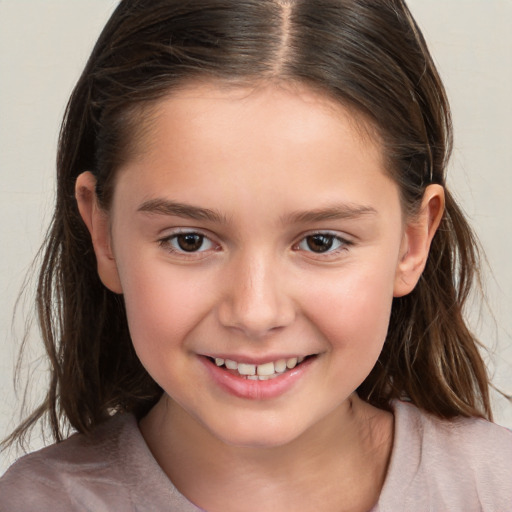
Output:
[
  {"xmin": 137, "ymin": 198, "xmax": 377, "ymax": 225},
  {"xmin": 137, "ymin": 198, "xmax": 228, "ymax": 223},
  {"xmin": 283, "ymin": 204, "xmax": 378, "ymax": 224}
]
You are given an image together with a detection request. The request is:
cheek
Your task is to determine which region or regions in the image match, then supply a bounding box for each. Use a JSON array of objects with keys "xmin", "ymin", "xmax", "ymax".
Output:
[
  {"xmin": 117, "ymin": 257, "xmax": 213, "ymax": 355},
  {"xmin": 302, "ymin": 268, "xmax": 395, "ymax": 393},
  {"xmin": 301, "ymin": 262, "xmax": 396, "ymax": 353},
  {"xmin": 118, "ymin": 263, "xmax": 221, "ymax": 397}
]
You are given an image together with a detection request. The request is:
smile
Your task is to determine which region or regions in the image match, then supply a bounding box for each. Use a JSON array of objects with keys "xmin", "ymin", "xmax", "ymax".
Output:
[
  {"xmin": 207, "ymin": 355, "xmax": 310, "ymax": 380},
  {"xmin": 202, "ymin": 354, "xmax": 317, "ymax": 400}
]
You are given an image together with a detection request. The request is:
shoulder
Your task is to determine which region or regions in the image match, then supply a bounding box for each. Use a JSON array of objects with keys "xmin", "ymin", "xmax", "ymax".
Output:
[
  {"xmin": 397, "ymin": 400, "xmax": 512, "ymax": 470},
  {"xmin": 0, "ymin": 414, "xmax": 147, "ymax": 511},
  {"xmin": 378, "ymin": 400, "xmax": 512, "ymax": 511},
  {"xmin": 394, "ymin": 398, "xmax": 512, "ymax": 454}
]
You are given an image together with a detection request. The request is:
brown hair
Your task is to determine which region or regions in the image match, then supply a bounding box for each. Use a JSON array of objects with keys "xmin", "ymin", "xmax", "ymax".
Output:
[{"xmin": 5, "ymin": 0, "xmax": 491, "ymax": 447}]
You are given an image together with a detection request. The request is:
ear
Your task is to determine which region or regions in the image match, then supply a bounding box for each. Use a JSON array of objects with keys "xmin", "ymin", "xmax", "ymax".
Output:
[
  {"xmin": 393, "ymin": 184, "xmax": 445, "ymax": 297},
  {"xmin": 75, "ymin": 171, "xmax": 123, "ymax": 294}
]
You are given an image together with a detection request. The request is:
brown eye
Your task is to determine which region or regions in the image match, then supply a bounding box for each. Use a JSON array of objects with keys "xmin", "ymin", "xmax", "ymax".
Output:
[
  {"xmin": 175, "ymin": 233, "xmax": 205, "ymax": 252},
  {"xmin": 296, "ymin": 233, "xmax": 350, "ymax": 256},
  {"xmin": 306, "ymin": 234, "xmax": 335, "ymax": 253},
  {"xmin": 159, "ymin": 231, "xmax": 217, "ymax": 257}
]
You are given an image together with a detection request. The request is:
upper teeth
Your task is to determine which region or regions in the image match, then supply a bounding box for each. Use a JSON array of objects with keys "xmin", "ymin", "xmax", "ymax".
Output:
[{"xmin": 215, "ymin": 356, "xmax": 305, "ymax": 376}]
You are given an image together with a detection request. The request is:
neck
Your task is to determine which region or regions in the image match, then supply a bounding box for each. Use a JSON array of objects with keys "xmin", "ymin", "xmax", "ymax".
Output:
[{"xmin": 140, "ymin": 394, "xmax": 393, "ymax": 512}]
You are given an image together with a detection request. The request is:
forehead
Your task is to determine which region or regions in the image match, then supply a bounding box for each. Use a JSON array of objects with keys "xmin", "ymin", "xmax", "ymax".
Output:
[
  {"xmin": 125, "ymin": 80, "xmax": 383, "ymax": 165},
  {"xmin": 112, "ymin": 81, "xmax": 399, "ymax": 222}
]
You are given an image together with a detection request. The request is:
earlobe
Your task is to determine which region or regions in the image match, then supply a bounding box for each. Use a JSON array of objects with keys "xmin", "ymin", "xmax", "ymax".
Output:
[
  {"xmin": 75, "ymin": 171, "xmax": 123, "ymax": 294},
  {"xmin": 393, "ymin": 184, "xmax": 445, "ymax": 297}
]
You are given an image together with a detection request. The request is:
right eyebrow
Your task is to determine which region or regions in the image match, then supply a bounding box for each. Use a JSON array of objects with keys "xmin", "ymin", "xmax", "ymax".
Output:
[{"xmin": 137, "ymin": 198, "xmax": 228, "ymax": 224}]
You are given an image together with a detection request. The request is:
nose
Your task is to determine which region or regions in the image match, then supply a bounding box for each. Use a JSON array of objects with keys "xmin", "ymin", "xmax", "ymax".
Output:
[{"xmin": 216, "ymin": 252, "xmax": 296, "ymax": 339}]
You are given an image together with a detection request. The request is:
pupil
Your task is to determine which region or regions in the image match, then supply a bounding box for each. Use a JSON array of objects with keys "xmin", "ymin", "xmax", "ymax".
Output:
[
  {"xmin": 307, "ymin": 235, "xmax": 333, "ymax": 253},
  {"xmin": 177, "ymin": 234, "xmax": 203, "ymax": 252}
]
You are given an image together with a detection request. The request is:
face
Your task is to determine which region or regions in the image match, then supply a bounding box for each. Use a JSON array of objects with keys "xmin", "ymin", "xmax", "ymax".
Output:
[{"xmin": 80, "ymin": 83, "xmax": 434, "ymax": 448}]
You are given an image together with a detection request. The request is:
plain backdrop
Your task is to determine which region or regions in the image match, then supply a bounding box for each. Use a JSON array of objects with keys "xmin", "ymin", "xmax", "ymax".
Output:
[{"xmin": 1, "ymin": 1, "xmax": 511, "ymax": 473}]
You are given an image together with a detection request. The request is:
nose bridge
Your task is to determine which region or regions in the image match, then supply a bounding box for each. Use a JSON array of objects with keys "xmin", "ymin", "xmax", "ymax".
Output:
[{"xmin": 218, "ymin": 248, "xmax": 295, "ymax": 337}]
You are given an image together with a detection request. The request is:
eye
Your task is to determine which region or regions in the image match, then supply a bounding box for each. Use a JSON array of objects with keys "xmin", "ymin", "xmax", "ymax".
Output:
[
  {"xmin": 296, "ymin": 233, "xmax": 350, "ymax": 254},
  {"xmin": 159, "ymin": 232, "xmax": 217, "ymax": 254}
]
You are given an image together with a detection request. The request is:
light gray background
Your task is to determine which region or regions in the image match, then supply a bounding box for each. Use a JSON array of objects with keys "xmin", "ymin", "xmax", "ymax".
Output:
[{"xmin": 1, "ymin": 1, "xmax": 511, "ymax": 472}]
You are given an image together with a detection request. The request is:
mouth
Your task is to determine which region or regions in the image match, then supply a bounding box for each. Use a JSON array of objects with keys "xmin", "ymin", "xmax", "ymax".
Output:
[
  {"xmin": 201, "ymin": 353, "xmax": 318, "ymax": 400},
  {"xmin": 205, "ymin": 355, "xmax": 316, "ymax": 380}
]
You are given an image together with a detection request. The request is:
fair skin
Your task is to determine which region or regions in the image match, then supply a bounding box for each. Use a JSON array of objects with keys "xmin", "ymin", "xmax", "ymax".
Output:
[{"xmin": 76, "ymin": 82, "xmax": 444, "ymax": 512}]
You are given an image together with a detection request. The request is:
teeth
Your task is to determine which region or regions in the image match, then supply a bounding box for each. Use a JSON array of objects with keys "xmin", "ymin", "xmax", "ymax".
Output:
[
  {"xmin": 257, "ymin": 361, "xmax": 275, "ymax": 376},
  {"xmin": 274, "ymin": 359, "xmax": 287, "ymax": 373},
  {"xmin": 286, "ymin": 357, "xmax": 298, "ymax": 369},
  {"xmin": 238, "ymin": 363, "xmax": 256, "ymax": 376},
  {"xmin": 225, "ymin": 359, "xmax": 238, "ymax": 370},
  {"xmin": 214, "ymin": 355, "xmax": 309, "ymax": 376}
]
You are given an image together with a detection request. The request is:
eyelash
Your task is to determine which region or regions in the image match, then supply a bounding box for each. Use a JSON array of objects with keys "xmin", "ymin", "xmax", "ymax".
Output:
[{"xmin": 157, "ymin": 231, "xmax": 353, "ymax": 259}]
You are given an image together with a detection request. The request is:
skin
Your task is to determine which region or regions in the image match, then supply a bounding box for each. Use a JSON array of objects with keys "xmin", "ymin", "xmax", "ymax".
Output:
[{"xmin": 76, "ymin": 82, "xmax": 444, "ymax": 512}]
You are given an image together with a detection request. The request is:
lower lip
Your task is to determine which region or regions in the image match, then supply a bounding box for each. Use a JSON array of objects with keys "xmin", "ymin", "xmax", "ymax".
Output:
[{"xmin": 201, "ymin": 356, "xmax": 315, "ymax": 400}]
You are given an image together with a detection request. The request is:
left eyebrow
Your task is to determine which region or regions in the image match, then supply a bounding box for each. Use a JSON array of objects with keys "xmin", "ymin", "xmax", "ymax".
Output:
[
  {"xmin": 282, "ymin": 204, "xmax": 378, "ymax": 224},
  {"xmin": 137, "ymin": 198, "xmax": 228, "ymax": 223}
]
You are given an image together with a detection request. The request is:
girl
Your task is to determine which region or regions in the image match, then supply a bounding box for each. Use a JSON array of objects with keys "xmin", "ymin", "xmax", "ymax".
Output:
[{"xmin": 1, "ymin": 0, "xmax": 511, "ymax": 510}]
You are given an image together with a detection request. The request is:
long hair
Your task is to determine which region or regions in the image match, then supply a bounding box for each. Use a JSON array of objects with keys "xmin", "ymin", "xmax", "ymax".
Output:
[{"xmin": 5, "ymin": 0, "xmax": 491, "ymax": 447}]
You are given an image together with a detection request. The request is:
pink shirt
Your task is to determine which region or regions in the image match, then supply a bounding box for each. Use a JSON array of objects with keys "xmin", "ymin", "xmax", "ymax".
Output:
[{"xmin": 1, "ymin": 400, "xmax": 511, "ymax": 511}]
